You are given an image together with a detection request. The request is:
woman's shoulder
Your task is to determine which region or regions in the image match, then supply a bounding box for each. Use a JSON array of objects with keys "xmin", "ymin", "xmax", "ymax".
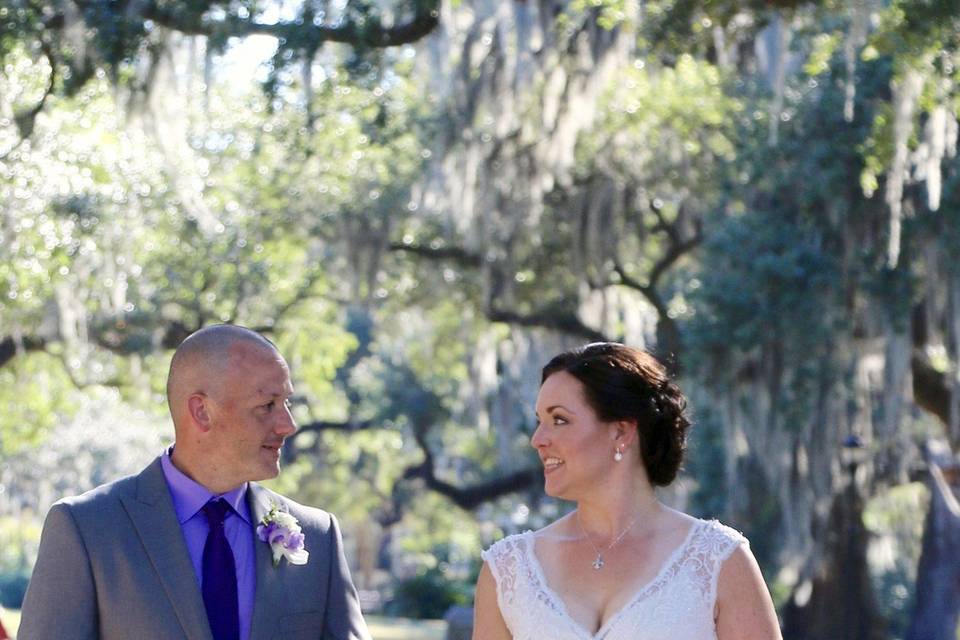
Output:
[
  {"xmin": 656, "ymin": 508, "xmax": 748, "ymax": 560},
  {"xmin": 482, "ymin": 511, "xmax": 577, "ymax": 557},
  {"xmin": 695, "ymin": 517, "xmax": 748, "ymax": 543},
  {"xmin": 481, "ymin": 529, "xmax": 534, "ymax": 564},
  {"xmin": 688, "ymin": 516, "xmax": 750, "ymax": 561}
]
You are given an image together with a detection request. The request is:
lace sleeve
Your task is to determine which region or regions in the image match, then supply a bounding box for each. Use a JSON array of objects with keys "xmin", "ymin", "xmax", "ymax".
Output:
[
  {"xmin": 702, "ymin": 520, "xmax": 749, "ymax": 609},
  {"xmin": 481, "ymin": 534, "xmax": 526, "ymax": 609}
]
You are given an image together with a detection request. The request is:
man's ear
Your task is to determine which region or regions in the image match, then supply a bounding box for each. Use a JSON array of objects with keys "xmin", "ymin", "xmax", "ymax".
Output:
[{"xmin": 187, "ymin": 393, "xmax": 213, "ymax": 432}]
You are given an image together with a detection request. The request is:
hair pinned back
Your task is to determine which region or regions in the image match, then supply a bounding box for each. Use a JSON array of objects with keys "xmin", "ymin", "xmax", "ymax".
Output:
[{"xmin": 541, "ymin": 343, "xmax": 691, "ymax": 486}]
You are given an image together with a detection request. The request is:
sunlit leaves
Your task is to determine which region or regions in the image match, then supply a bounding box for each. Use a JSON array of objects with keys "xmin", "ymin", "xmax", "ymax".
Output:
[
  {"xmin": 392, "ymin": 490, "xmax": 482, "ymax": 574},
  {"xmin": 0, "ymin": 46, "xmax": 52, "ymax": 145},
  {"xmin": 0, "ymin": 353, "xmax": 80, "ymax": 456},
  {"xmin": 565, "ymin": 0, "xmax": 630, "ymax": 31},
  {"xmin": 279, "ymin": 314, "xmax": 359, "ymax": 402},
  {"xmin": 0, "ymin": 2, "xmax": 43, "ymax": 63},
  {"xmin": 566, "ymin": 54, "xmax": 741, "ymax": 301},
  {"xmin": 0, "ymin": 515, "xmax": 42, "ymax": 573},
  {"xmin": 804, "ymin": 32, "xmax": 842, "ymax": 77},
  {"xmin": 1, "ymin": 51, "xmax": 173, "ymax": 339},
  {"xmin": 593, "ymin": 55, "xmax": 740, "ymax": 158},
  {"xmin": 869, "ymin": 0, "xmax": 960, "ymax": 62}
]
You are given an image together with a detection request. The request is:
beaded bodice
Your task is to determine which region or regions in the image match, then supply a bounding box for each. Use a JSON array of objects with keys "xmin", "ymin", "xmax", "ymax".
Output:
[{"xmin": 481, "ymin": 519, "xmax": 746, "ymax": 640}]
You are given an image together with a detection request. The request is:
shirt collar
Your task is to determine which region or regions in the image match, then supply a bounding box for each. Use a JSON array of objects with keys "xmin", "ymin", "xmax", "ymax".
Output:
[{"xmin": 160, "ymin": 446, "xmax": 252, "ymax": 526}]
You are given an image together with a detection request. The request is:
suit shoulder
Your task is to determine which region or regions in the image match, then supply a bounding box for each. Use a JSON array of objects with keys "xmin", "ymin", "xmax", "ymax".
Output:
[{"xmin": 54, "ymin": 470, "xmax": 139, "ymax": 513}]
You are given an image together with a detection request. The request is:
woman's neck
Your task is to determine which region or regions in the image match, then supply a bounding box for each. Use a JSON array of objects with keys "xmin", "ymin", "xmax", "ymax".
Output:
[{"xmin": 574, "ymin": 482, "xmax": 662, "ymax": 541}]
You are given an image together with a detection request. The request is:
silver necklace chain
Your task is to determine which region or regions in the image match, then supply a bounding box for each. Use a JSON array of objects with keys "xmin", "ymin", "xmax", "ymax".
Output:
[{"xmin": 575, "ymin": 509, "xmax": 642, "ymax": 570}]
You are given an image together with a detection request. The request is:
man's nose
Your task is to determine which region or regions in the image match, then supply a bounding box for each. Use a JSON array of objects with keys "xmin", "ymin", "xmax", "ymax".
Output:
[{"xmin": 276, "ymin": 405, "xmax": 297, "ymax": 436}]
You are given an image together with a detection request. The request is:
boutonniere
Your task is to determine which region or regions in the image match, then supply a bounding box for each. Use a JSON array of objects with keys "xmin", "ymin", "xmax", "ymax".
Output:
[{"xmin": 257, "ymin": 504, "xmax": 309, "ymax": 567}]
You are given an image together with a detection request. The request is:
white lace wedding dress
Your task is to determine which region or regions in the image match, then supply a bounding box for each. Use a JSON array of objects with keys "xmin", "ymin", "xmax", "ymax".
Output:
[{"xmin": 481, "ymin": 518, "xmax": 746, "ymax": 640}]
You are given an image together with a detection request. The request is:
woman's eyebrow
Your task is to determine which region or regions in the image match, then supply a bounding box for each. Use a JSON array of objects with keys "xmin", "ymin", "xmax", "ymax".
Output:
[{"xmin": 543, "ymin": 404, "xmax": 573, "ymax": 414}]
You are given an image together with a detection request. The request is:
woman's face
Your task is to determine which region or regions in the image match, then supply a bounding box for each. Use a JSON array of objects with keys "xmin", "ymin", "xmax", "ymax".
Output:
[{"xmin": 531, "ymin": 371, "xmax": 618, "ymax": 501}]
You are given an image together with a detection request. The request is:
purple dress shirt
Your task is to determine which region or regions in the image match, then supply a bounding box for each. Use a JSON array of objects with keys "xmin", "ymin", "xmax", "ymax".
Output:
[{"xmin": 161, "ymin": 449, "xmax": 255, "ymax": 640}]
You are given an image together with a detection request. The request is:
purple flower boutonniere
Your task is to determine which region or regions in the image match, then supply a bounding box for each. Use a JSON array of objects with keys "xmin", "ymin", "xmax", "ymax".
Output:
[{"xmin": 257, "ymin": 504, "xmax": 309, "ymax": 567}]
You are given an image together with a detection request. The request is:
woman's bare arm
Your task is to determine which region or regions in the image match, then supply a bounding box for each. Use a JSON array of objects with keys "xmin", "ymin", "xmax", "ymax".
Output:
[
  {"xmin": 715, "ymin": 544, "xmax": 783, "ymax": 640},
  {"xmin": 472, "ymin": 562, "xmax": 512, "ymax": 640}
]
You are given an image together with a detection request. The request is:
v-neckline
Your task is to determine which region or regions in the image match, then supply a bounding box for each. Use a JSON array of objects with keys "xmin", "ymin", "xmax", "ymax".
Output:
[{"xmin": 524, "ymin": 519, "xmax": 702, "ymax": 640}]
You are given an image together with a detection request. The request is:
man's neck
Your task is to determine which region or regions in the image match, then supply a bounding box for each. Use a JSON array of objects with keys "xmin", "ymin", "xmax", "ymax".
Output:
[{"xmin": 169, "ymin": 446, "xmax": 244, "ymax": 495}]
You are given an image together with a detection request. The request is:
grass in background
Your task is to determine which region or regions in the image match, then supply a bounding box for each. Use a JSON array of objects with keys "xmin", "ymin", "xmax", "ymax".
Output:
[
  {"xmin": 366, "ymin": 615, "xmax": 446, "ymax": 640},
  {"xmin": 0, "ymin": 610, "xmax": 446, "ymax": 640}
]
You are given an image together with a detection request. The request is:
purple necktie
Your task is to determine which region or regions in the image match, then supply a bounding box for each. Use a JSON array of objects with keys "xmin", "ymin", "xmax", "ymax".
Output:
[{"xmin": 202, "ymin": 499, "xmax": 239, "ymax": 640}]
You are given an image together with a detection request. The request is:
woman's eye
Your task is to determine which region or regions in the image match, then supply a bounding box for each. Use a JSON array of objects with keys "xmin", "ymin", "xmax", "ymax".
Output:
[
  {"xmin": 553, "ymin": 416, "xmax": 568, "ymax": 425},
  {"xmin": 263, "ymin": 401, "xmax": 275, "ymax": 411}
]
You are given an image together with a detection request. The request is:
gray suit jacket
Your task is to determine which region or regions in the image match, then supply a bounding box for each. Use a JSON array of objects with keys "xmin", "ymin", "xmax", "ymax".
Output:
[{"xmin": 18, "ymin": 457, "xmax": 371, "ymax": 640}]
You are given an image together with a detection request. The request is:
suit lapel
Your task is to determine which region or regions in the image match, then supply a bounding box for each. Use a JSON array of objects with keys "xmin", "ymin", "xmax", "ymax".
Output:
[
  {"xmin": 120, "ymin": 458, "xmax": 213, "ymax": 640},
  {"xmin": 248, "ymin": 484, "xmax": 286, "ymax": 639}
]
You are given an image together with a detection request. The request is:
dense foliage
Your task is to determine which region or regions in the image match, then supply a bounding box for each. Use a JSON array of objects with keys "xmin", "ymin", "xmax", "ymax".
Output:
[{"xmin": 2, "ymin": 1, "xmax": 960, "ymax": 636}]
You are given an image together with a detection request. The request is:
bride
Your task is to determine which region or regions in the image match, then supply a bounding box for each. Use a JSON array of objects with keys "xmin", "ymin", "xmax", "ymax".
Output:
[{"xmin": 472, "ymin": 343, "xmax": 782, "ymax": 640}]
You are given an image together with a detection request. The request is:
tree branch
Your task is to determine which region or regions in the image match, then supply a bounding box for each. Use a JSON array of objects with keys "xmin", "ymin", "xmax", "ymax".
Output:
[
  {"xmin": 912, "ymin": 348, "xmax": 950, "ymax": 428},
  {"xmin": 293, "ymin": 418, "xmax": 378, "ymax": 435},
  {"xmin": 388, "ymin": 242, "xmax": 483, "ymax": 267},
  {"xmin": 0, "ymin": 318, "xmax": 197, "ymax": 371},
  {"xmin": 402, "ymin": 461, "xmax": 540, "ymax": 510},
  {"xmin": 0, "ymin": 335, "xmax": 48, "ymax": 369},
  {"xmin": 487, "ymin": 307, "xmax": 607, "ymax": 342},
  {"xmin": 390, "ymin": 239, "xmax": 605, "ymax": 340},
  {"xmin": 76, "ymin": 0, "xmax": 441, "ymax": 49},
  {"xmin": 0, "ymin": 42, "xmax": 56, "ymax": 160},
  {"xmin": 402, "ymin": 417, "xmax": 540, "ymax": 509},
  {"xmin": 645, "ymin": 220, "xmax": 703, "ymax": 290}
]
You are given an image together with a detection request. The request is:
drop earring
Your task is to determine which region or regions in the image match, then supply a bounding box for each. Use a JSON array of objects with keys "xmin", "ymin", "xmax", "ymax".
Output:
[{"xmin": 614, "ymin": 446, "xmax": 623, "ymax": 462}]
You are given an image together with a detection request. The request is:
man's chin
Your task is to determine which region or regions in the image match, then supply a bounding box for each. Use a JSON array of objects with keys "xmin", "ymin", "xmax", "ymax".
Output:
[
  {"xmin": 252, "ymin": 451, "xmax": 283, "ymax": 481},
  {"xmin": 257, "ymin": 462, "xmax": 282, "ymax": 480}
]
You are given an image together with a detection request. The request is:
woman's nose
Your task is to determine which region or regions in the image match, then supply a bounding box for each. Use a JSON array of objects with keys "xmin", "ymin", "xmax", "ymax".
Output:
[{"xmin": 530, "ymin": 423, "xmax": 547, "ymax": 449}]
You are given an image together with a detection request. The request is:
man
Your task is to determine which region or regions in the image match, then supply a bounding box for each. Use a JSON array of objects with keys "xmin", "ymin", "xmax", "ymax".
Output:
[{"xmin": 19, "ymin": 324, "xmax": 371, "ymax": 640}]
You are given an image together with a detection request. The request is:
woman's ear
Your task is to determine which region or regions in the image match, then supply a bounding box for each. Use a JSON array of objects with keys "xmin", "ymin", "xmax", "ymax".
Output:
[{"xmin": 610, "ymin": 419, "xmax": 638, "ymax": 447}]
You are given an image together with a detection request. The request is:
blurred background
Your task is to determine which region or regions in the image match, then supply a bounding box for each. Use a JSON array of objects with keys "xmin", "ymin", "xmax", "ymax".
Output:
[{"xmin": 1, "ymin": 0, "xmax": 959, "ymax": 638}]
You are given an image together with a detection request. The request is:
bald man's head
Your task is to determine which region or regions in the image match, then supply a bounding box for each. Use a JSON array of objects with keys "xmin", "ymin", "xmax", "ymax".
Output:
[
  {"xmin": 166, "ymin": 324, "xmax": 278, "ymax": 425},
  {"xmin": 165, "ymin": 324, "xmax": 296, "ymax": 492}
]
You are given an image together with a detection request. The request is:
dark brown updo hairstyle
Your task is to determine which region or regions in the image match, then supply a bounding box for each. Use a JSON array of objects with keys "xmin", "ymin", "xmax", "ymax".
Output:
[{"xmin": 541, "ymin": 342, "xmax": 691, "ymax": 486}]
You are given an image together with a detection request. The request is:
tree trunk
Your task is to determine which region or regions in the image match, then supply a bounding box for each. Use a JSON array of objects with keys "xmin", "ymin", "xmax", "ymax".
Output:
[
  {"xmin": 781, "ymin": 468, "xmax": 887, "ymax": 640},
  {"xmin": 906, "ymin": 449, "xmax": 960, "ymax": 640}
]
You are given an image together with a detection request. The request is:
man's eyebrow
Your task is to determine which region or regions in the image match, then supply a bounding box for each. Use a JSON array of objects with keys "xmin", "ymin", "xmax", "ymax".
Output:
[{"xmin": 255, "ymin": 389, "xmax": 288, "ymax": 397}]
